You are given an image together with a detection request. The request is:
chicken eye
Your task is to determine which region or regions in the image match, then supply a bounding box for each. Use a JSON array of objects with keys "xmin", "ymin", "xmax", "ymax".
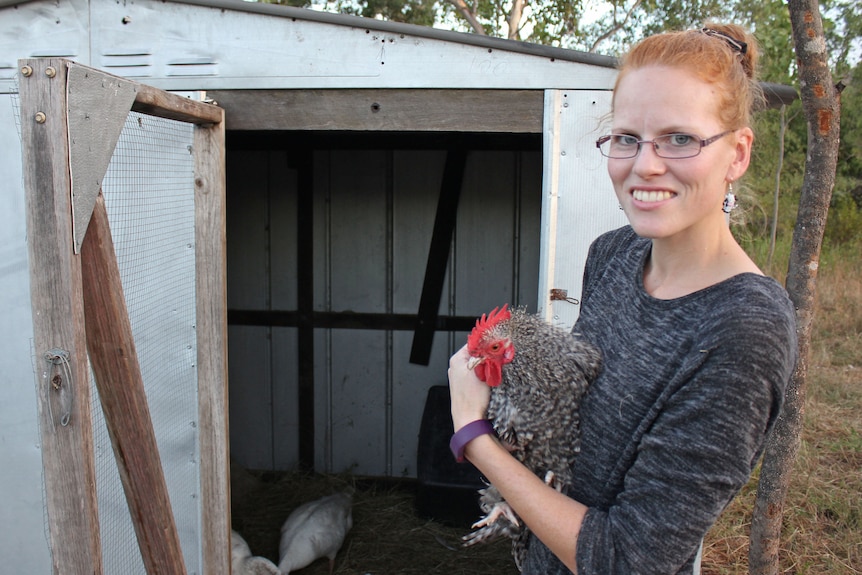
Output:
[{"xmin": 490, "ymin": 343, "xmax": 500, "ymax": 351}]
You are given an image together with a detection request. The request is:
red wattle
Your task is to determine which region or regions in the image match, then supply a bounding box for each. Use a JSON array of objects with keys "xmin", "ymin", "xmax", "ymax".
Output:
[
  {"xmin": 486, "ymin": 361, "xmax": 502, "ymax": 387},
  {"xmin": 475, "ymin": 362, "xmax": 488, "ymax": 382}
]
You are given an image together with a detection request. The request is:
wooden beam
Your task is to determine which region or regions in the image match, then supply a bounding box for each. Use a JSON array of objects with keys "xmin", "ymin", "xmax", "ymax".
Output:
[
  {"xmin": 193, "ymin": 113, "xmax": 231, "ymax": 575},
  {"xmin": 132, "ymin": 82, "xmax": 223, "ymax": 125},
  {"xmin": 227, "ymin": 130, "xmax": 542, "ymax": 151},
  {"xmin": 209, "ymin": 89, "xmax": 544, "ymax": 133},
  {"xmin": 410, "ymin": 148, "xmax": 468, "ymax": 365},
  {"xmin": 296, "ymin": 148, "xmax": 316, "ymax": 470},
  {"xmin": 81, "ymin": 193, "xmax": 187, "ymax": 575},
  {"xmin": 19, "ymin": 57, "xmax": 103, "ymax": 575},
  {"xmin": 228, "ymin": 309, "xmax": 478, "ymax": 332}
]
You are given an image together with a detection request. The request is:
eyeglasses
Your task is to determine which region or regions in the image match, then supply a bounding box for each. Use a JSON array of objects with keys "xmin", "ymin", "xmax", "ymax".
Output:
[{"xmin": 595, "ymin": 131, "xmax": 733, "ymax": 159}]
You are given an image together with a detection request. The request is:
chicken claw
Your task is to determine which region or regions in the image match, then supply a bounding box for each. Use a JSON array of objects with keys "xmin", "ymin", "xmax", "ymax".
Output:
[
  {"xmin": 544, "ymin": 470, "xmax": 564, "ymax": 491},
  {"xmin": 471, "ymin": 501, "xmax": 520, "ymax": 530},
  {"xmin": 462, "ymin": 500, "xmax": 521, "ymax": 547}
]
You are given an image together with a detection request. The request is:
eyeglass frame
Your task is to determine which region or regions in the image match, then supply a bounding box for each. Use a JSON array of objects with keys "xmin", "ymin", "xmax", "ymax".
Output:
[{"xmin": 595, "ymin": 131, "xmax": 734, "ymax": 160}]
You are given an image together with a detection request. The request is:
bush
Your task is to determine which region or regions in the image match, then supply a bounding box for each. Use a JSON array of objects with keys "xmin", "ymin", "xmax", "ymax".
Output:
[{"xmin": 825, "ymin": 190, "xmax": 862, "ymax": 248}]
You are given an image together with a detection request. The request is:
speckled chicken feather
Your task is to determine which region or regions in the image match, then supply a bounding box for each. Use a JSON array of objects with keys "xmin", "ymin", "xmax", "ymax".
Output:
[{"xmin": 462, "ymin": 306, "xmax": 602, "ymax": 570}]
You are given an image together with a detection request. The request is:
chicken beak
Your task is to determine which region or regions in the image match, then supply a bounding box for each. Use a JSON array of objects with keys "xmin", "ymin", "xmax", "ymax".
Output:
[{"xmin": 466, "ymin": 356, "xmax": 482, "ymax": 370}]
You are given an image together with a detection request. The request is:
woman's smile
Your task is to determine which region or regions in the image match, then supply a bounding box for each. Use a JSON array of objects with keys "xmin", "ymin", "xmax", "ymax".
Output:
[{"xmin": 631, "ymin": 189, "xmax": 675, "ymax": 204}]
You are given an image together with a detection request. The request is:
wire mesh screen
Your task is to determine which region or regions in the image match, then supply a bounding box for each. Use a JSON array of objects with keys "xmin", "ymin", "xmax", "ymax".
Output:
[{"xmin": 90, "ymin": 110, "xmax": 202, "ymax": 574}]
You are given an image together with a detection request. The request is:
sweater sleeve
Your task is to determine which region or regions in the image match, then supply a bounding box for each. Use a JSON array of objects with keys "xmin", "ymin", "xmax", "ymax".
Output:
[
  {"xmin": 575, "ymin": 292, "xmax": 797, "ymax": 574},
  {"xmin": 580, "ymin": 226, "xmax": 639, "ymax": 307}
]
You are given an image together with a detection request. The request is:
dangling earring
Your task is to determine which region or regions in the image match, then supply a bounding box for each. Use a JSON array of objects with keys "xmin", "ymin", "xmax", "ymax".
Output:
[{"xmin": 722, "ymin": 181, "xmax": 737, "ymax": 214}]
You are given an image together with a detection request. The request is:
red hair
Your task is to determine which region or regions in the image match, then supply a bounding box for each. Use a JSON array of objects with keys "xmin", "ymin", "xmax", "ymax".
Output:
[{"xmin": 613, "ymin": 23, "xmax": 764, "ymax": 131}]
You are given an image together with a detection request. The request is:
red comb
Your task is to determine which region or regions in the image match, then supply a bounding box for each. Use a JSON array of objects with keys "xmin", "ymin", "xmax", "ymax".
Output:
[{"xmin": 467, "ymin": 304, "xmax": 511, "ymax": 353}]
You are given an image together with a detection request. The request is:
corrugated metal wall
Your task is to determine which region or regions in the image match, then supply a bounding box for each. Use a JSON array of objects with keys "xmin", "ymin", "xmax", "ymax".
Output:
[
  {"xmin": 0, "ymin": 91, "xmax": 53, "ymax": 575},
  {"xmin": 226, "ymin": 134, "xmax": 542, "ymax": 477}
]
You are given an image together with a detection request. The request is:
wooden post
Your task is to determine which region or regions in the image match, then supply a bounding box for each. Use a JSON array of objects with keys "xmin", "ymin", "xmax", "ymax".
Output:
[
  {"xmin": 193, "ymin": 113, "xmax": 231, "ymax": 575},
  {"xmin": 19, "ymin": 57, "xmax": 103, "ymax": 575},
  {"xmin": 81, "ymin": 193, "xmax": 188, "ymax": 574}
]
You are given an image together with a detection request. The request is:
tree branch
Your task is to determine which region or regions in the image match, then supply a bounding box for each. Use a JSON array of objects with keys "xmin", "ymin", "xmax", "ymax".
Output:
[
  {"xmin": 588, "ymin": 0, "xmax": 643, "ymax": 53},
  {"xmin": 507, "ymin": 0, "xmax": 526, "ymax": 40},
  {"xmin": 444, "ymin": 0, "xmax": 487, "ymax": 35}
]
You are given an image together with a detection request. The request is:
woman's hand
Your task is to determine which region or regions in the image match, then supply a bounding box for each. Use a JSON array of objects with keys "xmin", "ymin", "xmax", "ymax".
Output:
[{"xmin": 448, "ymin": 345, "xmax": 491, "ymax": 431}]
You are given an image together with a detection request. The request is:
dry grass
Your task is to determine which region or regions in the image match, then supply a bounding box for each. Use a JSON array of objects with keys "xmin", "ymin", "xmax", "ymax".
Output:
[
  {"xmin": 703, "ymin": 253, "xmax": 862, "ymax": 574},
  {"xmin": 233, "ymin": 251, "xmax": 861, "ymax": 575},
  {"xmin": 231, "ymin": 468, "xmax": 517, "ymax": 574}
]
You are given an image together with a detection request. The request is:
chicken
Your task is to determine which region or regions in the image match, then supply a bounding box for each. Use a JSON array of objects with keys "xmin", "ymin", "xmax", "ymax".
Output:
[
  {"xmin": 278, "ymin": 491, "xmax": 354, "ymax": 574},
  {"xmin": 230, "ymin": 529, "xmax": 280, "ymax": 575},
  {"xmin": 460, "ymin": 304, "xmax": 602, "ymax": 570}
]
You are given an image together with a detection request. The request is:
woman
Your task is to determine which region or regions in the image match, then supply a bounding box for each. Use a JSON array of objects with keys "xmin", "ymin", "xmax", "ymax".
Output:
[{"xmin": 447, "ymin": 23, "xmax": 798, "ymax": 574}]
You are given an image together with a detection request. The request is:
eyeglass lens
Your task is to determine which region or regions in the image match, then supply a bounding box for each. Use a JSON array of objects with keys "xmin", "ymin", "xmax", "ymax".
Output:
[{"xmin": 599, "ymin": 134, "xmax": 703, "ymax": 159}]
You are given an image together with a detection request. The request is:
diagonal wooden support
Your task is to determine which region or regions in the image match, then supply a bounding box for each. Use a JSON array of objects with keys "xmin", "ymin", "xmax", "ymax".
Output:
[
  {"xmin": 409, "ymin": 148, "xmax": 468, "ymax": 365},
  {"xmin": 81, "ymin": 192, "xmax": 187, "ymax": 575}
]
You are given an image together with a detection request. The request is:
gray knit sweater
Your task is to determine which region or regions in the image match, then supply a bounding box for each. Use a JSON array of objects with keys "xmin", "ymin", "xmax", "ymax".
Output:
[{"xmin": 521, "ymin": 226, "xmax": 797, "ymax": 575}]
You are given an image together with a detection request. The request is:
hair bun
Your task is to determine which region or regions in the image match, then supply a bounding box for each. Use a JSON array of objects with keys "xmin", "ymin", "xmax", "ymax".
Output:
[{"xmin": 702, "ymin": 22, "xmax": 759, "ymax": 80}]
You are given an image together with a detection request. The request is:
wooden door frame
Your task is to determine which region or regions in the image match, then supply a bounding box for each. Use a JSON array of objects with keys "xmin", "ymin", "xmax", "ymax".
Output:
[{"xmin": 19, "ymin": 58, "xmax": 228, "ymax": 574}]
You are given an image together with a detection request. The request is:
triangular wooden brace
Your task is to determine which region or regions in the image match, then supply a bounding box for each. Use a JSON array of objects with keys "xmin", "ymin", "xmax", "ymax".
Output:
[{"xmin": 67, "ymin": 62, "xmax": 138, "ymax": 253}]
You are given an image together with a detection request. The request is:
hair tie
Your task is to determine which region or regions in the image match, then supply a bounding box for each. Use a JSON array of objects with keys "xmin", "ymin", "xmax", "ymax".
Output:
[{"xmin": 701, "ymin": 28, "xmax": 748, "ymax": 55}]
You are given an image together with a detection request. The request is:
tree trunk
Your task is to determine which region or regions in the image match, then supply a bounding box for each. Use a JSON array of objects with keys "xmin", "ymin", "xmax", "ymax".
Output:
[{"xmin": 749, "ymin": 1, "xmax": 841, "ymax": 574}]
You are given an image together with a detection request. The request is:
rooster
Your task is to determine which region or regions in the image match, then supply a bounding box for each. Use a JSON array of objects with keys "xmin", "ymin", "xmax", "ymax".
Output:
[{"xmin": 460, "ymin": 304, "xmax": 601, "ymax": 570}]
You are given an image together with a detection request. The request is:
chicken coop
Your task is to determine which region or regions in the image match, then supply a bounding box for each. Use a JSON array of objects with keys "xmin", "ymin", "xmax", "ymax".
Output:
[{"xmin": 0, "ymin": 0, "xmax": 798, "ymax": 572}]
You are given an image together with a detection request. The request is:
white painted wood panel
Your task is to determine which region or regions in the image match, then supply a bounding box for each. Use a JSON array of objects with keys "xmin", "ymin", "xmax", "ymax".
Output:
[{"xmin": 538, "ymin": 89, "xmax": 628, "ymax": 330}]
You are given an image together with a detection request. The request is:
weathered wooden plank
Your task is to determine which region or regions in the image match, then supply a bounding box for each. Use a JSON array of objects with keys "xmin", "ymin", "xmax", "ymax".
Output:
[
  {"xmin": 59, "ymin": 61, "xmax": 221, "ymax": 126},
  {"xmin": 409, "ymin": 148, "xmax": 467, "ymax": 365},
  {"xmin": 19, "ymin": 57, "xmax": 103, "ymax": 575},
  {"xmin": 81, "ymin": 193, "xmax": 187, "ymax": 575},
  {"xmin": 208, "ymin": 89, "xmax": 545, "ymax": 132},
  {"xmin": 132, "ymin": 82, "xmax": 223, "ymax": 125},
  {"xmin": 227, "ymin": 309, "xmax": 478, "ymax": 331},
  {"xmin": 193, "ymin": 113, "xmax": 231, "ymax": 575},
  {"xmin": 296, "ymin": 147, "xmax": 315, "ymax": 470}
]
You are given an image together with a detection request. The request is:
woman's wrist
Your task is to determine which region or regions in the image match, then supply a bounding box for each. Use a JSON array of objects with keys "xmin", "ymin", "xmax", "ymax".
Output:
[
  {"xmin": 452, "ymin": 410, "xmax": 487, "ymax": 432},
  {"xmin": 450, "ymin": 419, "xmax": 496, "ymax": 462}
]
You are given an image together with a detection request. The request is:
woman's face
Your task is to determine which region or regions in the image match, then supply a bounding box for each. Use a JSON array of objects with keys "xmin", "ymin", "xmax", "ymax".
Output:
[{"xmin": 608, "ymin": 65, "xmax": 751, "ymax": 241}]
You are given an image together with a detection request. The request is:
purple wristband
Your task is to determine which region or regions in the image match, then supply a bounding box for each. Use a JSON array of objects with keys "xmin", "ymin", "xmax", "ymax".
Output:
[{"xmin": 450, "ymin": 419, "xmax": 495, "ymax": 463}]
